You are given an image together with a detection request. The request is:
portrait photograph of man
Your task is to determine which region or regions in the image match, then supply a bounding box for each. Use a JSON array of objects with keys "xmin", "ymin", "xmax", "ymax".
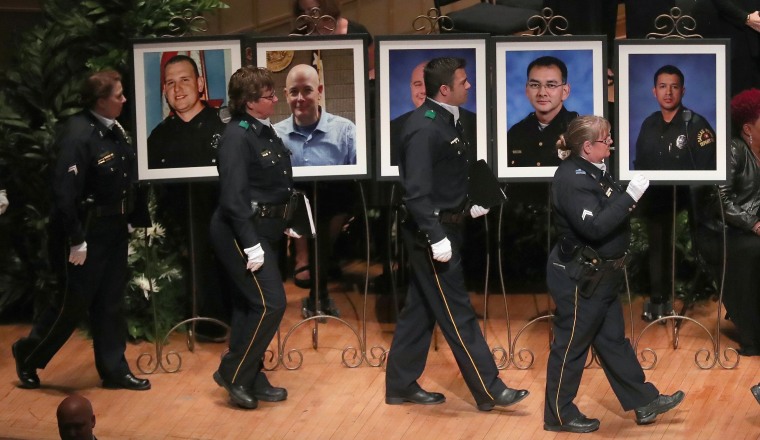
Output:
[
  {"xmin": 494, "ymin": 38, "xmax": 605, "ymax": 180},
  {"xmin": 132, "ymin": 38, "xmax": 241, "ymax": 180},
  {"xmin": 616, "ymin": 41, "xmax": 729, "ymax": 183}
]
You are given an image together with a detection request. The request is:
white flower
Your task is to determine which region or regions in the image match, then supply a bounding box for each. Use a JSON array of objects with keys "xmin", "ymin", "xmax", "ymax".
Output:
[
  {"xmin": 133, "ymin": 275, "xmax": 159, "ymax": 299},
  {"xmin": 147, "ymin": 223, "xmax": 166, "ymax": 239}
]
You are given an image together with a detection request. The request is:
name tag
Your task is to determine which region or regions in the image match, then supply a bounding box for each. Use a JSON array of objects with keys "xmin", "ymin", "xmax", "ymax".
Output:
[{"xmin": 97, "ymin": 152, "xmax": 115, "ymax": 165}]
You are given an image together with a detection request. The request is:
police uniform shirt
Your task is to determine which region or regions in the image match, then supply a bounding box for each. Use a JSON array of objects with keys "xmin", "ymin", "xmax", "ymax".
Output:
[
  {"xmin": 391, "ymin": 107, "xmax": 478, "ymax": 167},
  {"xmin": 52, "ymin": 111, "xmax": 143, "ymax": 245},
  {"xmin": 147, "ymin": 103, "xmax": 226, "ymax": 169},
  {"xmin": 216, "ymin": 113, "xmax": 293, "ymax": 250},
  {"xmin": 634, "ymin": 106, "xmax": 716, "ymax": 170},
  {"xmin": 552, "ymin": 154, "xmax": 636, "ymax": 259},
  {"xmin": 507, "ymin": 106, "xmax": 579, "ymax": 167},
  {"xmin": 399, "ymin": 98, "xmax": 469, "ymax": 244}
]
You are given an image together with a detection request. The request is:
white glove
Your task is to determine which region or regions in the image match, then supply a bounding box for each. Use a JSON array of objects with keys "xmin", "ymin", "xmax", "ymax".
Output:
[
  {"xmin": 430, "ymin": 237, "xmax": 452, "ymax": 262},
  {"xmin": 470, "ymin": 204, "xmax": 490, "ymax": 218},
  {"xmin": 284, "ymin": 228, "xmax": 302, "ymax": 239},
  {"xmin": 69, "ymin": 242, "xmax": 87, "ymax": 265},
  {"xmin": 0, "ymin": 189, "xmax": 8, "ymax": 215},
  {"xmin": 127, "ymin": 223, "xmax": 135, "ymax": 234},
  {"xmin": 244, "ymin": 243, "xmax": 265, "ymax": 272},
  {"xmin": 626, "ymin": 173, "xmax": 650, "ymax": 202}
]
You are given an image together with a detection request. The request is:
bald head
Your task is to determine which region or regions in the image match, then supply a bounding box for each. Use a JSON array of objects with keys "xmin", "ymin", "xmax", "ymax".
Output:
[
  {"xmin": 410, "ymin": 62, "xmax": 427, "ymax": 108},
  {"xmin": 57, "ymin": 395, "xmax": 95, "ymax": 440},
  {"xmin": 284, "ymin": 64, "xmax": 323, "ymax": 126}
]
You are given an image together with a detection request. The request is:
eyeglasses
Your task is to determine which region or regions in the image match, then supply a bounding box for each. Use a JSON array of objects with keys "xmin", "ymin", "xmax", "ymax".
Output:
[
  {"xmin": 526, "ymin": 81, "xmax": 566, "ymax": 90},
  {"xmin": 594, "ymin": 136, "xmax": 613, "ymax": 145},
  {"xmin": 260, "ymin": 92, "xmax": 277, "ymax": 101}
]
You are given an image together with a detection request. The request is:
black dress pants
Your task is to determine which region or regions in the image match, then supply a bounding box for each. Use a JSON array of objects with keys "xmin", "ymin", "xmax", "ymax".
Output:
[
  {"xmin": 210, "ymin": 211, "xmax": 287, "ymax": 387},
  {"xmin": 16, "ymin": 215, "xmax": 131, "ymax": 379},
  {"xmin": 544, "ymin": 246, "xmax": 658, "ymax": 425},
  {"xmin": 385, "ymin": 222, "xmax": 507, "ymax": 406}
]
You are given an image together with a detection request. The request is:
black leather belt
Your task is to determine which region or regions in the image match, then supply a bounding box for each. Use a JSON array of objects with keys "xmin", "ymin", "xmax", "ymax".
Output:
[
  {"xmin": 599, "ymin": 254, "xmax": 629, "ymax": 270},
  {"xmin": 253, "ymin": 202, "xmax": 289, "ymax": 219},
  {"xmin": 439, "ymin": 210, "xmax": 467, "ymax": 225},
  {"xmin": 92, "ymin": 198, "xmax": 129, "ymax": 217}
]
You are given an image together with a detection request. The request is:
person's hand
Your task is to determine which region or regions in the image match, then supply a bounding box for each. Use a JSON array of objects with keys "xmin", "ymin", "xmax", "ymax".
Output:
[
  {"xmin": 753, "ymin": 222, "xmax": 760, "ymax": 236},
  {"xmin": 430, "ymin": 237, "xmax": 452, "ymax": 262},
  {"xmin": 470, "ymin": 205, "xmax": 490, "ymax": 218},
  {"xmin": 284, "ymin": 228, "xmax": 302, "ymax": 239},
  {"xmin": 0, "ymin": 189, "xmax": 8, "ymax": 215},
  {"xmin": 244, "ymin": 243, "xmax": 265, "ymax": 272},
  {"xmin": 69, "ymin": 242, "xmax": 87, "ymax": 265},
  {"xmin": 747, "ymin": 11, "xmax": 760, "ymax": 33},
  {"xmin": 626, "ymin": 174, "xmax": 650, "ymax": 202}
]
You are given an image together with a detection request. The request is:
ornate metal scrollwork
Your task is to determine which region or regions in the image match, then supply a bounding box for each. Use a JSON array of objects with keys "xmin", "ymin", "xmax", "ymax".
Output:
[
  {"xmin": 291, "ymin": 7, "xmax": 338, "ymax": 36},
  {"xmin": 412, "ymin": 8, "xmax": 453, "ymax": 34},
  {"xmin": 647, "ymin": 7, "xmax": 702, "ymax": 39},
  {"xmin": 164, "ymin": 8, "xmax": 209, "ymax": 37},
  {"xmin": 524, "ymin": 8, "xmax": 570, "ymax": 36}
]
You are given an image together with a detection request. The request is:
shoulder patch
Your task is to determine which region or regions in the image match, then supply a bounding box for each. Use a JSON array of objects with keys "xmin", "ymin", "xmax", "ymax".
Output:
[
  {"xmin": 697, "ymin": 128, "xmax": 714, "ymax": 147},
  {"xmin": 239, "ymin": 120, "xmax": 250, "ymax": 130},
  {"xmin": 424, "ymin": 110, "xmax": 436, "ymax": 120}
]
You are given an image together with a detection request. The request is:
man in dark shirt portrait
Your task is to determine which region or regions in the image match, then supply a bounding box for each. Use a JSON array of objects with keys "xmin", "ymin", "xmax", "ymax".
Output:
[
  {"xmin": 507, "ymin": 56, "xmax": 579, "ymax": 167},
  {"xmin": 147, "ymin": 54, "xmax": 226, "ymax": 169}
]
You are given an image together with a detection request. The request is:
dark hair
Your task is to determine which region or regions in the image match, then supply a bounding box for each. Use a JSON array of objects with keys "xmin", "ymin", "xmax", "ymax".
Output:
[
  {"xmin": 292, "ymin": 0, "xmax": 341, "ymax": 17},
  {"xmin": 730, "ymin": 88, "xmax": 760, "ymax": 129},
  {"xmin": 527, "ymin": 56, "xmax": 568, "ymax": 83},
  {"xmin": 557, "ymin": 115, "xmax": 610, "ymax": 157},
  {"xmin": 228, "ymin": 66, "xmax": 274, "ymax": 116},
  {"xmin": 653, "ymin": 65, "xmax": 684, "ymax": 86},
  {"xmin": 424, "ymin": 57, "xmax": 465, "ymax": 98},
  {"xmin": 163, "ymin": 54, "xmax": 199, "ymax": 78},
  {"xmin": 81, "ymin": 70, "xmax": 122, "ymax": 109}
]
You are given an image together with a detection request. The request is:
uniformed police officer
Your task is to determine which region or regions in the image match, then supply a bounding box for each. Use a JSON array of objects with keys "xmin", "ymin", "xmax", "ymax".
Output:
[
  {"xmin": 634, "ymin": 64, "xmax": 716, "ymax": 171},
  {"xmin": 210, "ymin": 66, "xmax": 295, "ymax": 409},
  {"xmin": 12, "ymin": 70, "xmax": 151, "ymax": 391},
  {"xmin": 385, "ymin": 57, "xmax": 529, "ymax": 411},
  {"xmin": 147, "ymin": 54, "xmax": 226, "ymax": 169},
  {"xmin": 544, "ymin": 115, "xmax": 684, "ymax": 433},
  {"xmin": 508, "ymin": 56, "xmax": 579, "ymax": 167}
]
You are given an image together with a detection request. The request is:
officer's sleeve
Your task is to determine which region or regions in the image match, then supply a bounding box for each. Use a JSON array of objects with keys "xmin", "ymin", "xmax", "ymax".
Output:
[
  {"xmin": 52, "ymin": 127, "xmax": 90, "ymax": 246},
  {"xmin": 402, "ymin": 128, "xmax": 446, "ymax": 244},
  {"xmin": 718, "ymin": 140, "xmax": 758, "ymax": 231},
  {"xmin": 217, "ymin": 128, "xmax": 259, "ymax": 249},
  {"xmin": 554, "ymin": 173, "xmax": 636, "ymax": 242},
  {"xmin": 691, "ymin": 117, "xmax": 716, "ymax": 170}
]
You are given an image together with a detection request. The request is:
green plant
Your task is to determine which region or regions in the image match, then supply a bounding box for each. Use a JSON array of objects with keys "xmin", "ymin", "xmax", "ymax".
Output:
[{"xmin": 0, "ymin": 0, "xmax": 228, "ymax": 334}]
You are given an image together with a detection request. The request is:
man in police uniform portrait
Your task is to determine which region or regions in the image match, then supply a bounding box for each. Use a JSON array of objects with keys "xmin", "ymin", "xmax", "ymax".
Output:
[
  {"xmin": 507, "ymin": 55, "xmax": 579, "ymax": 167},
  {"xmin": 633, "ymin": 64, "xmax": 716, "ymax": 170},
  {"xmin": 147, "ymin": 54, "xmax": 226, "ymax": 169}
]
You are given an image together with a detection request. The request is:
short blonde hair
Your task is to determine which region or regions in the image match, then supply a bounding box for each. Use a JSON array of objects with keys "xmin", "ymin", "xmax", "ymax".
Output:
[{"xmin": 557, "ymin": 115, "xmax": 610, "ymax": 157}]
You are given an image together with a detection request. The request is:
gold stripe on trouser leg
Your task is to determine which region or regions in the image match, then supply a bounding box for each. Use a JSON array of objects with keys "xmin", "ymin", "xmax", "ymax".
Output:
[
  {"xmin": 555, "ymin": 285, "xmax": 579, "ymax": 425},
  {"xmin": 428, "ymin": 252, "xmax": 494, "ymax": 401},
  {"xmin": 231, "ymin": 240, "xmax": 267, "ymax": 384},
  {"xmin": 25, "ymin": 245, "xmax": 73, "ymax": 364}
]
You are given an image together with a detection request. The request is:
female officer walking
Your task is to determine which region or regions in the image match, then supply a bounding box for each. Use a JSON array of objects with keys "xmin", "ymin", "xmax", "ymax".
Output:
[
  {"xmin": 211, "ymin": 66, "xmax": 296, "ymax": 409},
  {"xmin": 544, "ymin": 115, "xmax": 685, "ymax": 433}
]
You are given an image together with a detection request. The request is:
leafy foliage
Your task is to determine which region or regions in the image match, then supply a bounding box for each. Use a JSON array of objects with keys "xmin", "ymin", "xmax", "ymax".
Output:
[{"xmin": 0, "ymin": 0, "xmax": 228, "ymax": 339}]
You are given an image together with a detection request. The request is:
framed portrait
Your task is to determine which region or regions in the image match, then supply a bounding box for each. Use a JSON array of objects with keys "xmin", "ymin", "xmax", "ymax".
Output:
[
  {"xmin": 375, "ymin": 35, "xmax": 489, "ymax": 180},
  {"xmin": 493, "ymin": 36, "xmax": 607, "ymax": 181},
  {"xmin": 131, "ymin": 36, "xmax": 242, "ymax": 181},
  {"xmin": 616, "ymin": 39, "xmax": 729, "ymax": 184},
  {"xmin": 247, "ymin": 35, "xmax": 369, "ymax": 181}
]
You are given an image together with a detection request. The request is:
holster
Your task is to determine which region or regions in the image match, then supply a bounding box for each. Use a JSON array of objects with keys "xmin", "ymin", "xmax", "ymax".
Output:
[{"xmin": 558, "ymin": 236, "xmax": 603, "ymax": 298}]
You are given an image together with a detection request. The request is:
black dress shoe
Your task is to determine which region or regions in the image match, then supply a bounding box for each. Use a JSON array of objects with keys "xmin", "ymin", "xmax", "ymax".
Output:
[
  {"xmin": 213, "ymin": 371, "xmax": 257, "ymax": 409},
  {"xmin": 750, "ymin": 384, "xmax": 760, "ymax": 405},
  {"xmin": 737, "ymin": 346, "xmax": 760, "ymax": 356},
  {"xmin": 102, "ymin": 373, "xmax": 151, "ymax": 391},
  {"xmin": 12, "ymin": 341, "xmax": 40, "ymax": 389},
  {"xmin": 249, "ymin": 372, "xmax": 287, "ymax": 402},
  {"xmin": 634, "ymin": 391, "xmax": 685, "ymax": 425},
  {"xmin": 386, "ymin": 388, "xmax": 446, "ymax": 405},
  {"xmin": 544, "ymin": 415, "xmax": 601, "ymax": 433},
  {"xmin": 477, "ymin": 387, "xmax": 530, "ymax": 411}
]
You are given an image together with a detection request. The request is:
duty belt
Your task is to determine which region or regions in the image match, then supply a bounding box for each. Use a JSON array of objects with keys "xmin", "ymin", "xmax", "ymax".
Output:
[
  {"xmin": 252, "ymin": 201, "xmax": 289, "ymax": 219},
  {"xmin": 92, "ymin": 198, "xmax": 130, "ymax": 217},
  {"xmin": 598, "ymin": 254, "xmax": 629, "ymax": 270}
]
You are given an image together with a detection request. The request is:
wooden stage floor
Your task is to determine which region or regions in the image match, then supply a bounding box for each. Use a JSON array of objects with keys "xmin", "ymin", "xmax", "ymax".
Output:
[{"xmin": 2, "ymin": 274, "xmax": 760, "ymax": 439}]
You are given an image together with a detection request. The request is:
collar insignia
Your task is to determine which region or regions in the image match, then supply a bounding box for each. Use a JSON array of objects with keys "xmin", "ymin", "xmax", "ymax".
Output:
[{"xmin": 425, "ymin": 110, "xmax": 436, "ymax": 120}]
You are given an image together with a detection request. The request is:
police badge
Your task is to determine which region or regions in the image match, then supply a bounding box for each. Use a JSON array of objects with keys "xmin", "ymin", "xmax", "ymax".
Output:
[{"xmin": 675, "ymin": 134, "xmax": 686, "ymax": 149}]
